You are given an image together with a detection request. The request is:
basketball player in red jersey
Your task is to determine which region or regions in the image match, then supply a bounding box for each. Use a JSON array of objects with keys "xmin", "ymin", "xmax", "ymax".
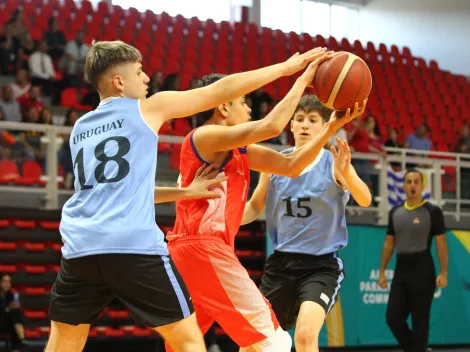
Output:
[{"xmin": 164, "ymin": 52, "xmax": 367, "ymax": 351}]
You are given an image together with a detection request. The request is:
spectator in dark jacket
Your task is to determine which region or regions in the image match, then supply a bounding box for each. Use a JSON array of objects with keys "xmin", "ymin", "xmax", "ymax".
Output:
[{"xmin": 0, "ymin": 274, "xmax": 27, "ymax": 352}]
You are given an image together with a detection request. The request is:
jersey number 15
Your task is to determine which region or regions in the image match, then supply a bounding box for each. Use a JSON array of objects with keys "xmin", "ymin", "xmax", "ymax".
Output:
[{"xmin": 282, "ymin": 197, "xmax": 313, "ymax": 218}]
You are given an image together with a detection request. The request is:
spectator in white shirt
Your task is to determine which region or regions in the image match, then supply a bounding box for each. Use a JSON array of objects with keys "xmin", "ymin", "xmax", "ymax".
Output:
[
  {"xmin": 29, "ymin": 41, "xmax": 58, "ymax": 100},
  {"xmin": 60, "ymin": 31, "xmax": 89, "ymax": 87},
  {"xmin": 29, "ymin": 41, "xmax": 55, "ymax": 81}
]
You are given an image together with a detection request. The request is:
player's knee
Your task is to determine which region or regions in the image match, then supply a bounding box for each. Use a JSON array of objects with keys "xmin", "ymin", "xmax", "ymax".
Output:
[{"xmin": 295, "ymin": 326, "xmax": 317, "ymax": 349}]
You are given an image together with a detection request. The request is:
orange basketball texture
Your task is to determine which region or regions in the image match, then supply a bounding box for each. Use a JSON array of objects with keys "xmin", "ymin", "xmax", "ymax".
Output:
[{"xmin": 313, "ymin": 52, "xmax": 372, "ymax": 111}]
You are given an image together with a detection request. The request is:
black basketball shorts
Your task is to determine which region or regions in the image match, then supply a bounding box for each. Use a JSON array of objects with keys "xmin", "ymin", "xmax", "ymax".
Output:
[
  {"xmin": 49, "ymin": 254, "xmax": 194, "ymax": 327},
  {"xmin": 259, "ymin": 250, "xmax": 345, "ymax": 331}
]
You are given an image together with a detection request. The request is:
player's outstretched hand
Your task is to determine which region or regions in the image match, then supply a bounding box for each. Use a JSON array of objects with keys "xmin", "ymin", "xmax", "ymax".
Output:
[
  {"xmin": 188, "ymin": 163, "xmax": 228, "ymax": 200},
  {"xmin": 330, "ymin": 138, "xmax": 351, "ymax": 175},
  {"xmin": 281, "ymin": 47, "xmax": 328, "ymax": 76},
  {"xmin": 329, "ymin": 99, "xmax": 368, "ymax": 130}
]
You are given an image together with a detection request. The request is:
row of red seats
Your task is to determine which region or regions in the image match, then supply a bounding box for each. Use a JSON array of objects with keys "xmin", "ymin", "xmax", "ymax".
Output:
[
  {"xmin": 0, "ymin": 241, "xmax": 62, "ymax": 252},
  {"xmin": 20, "ymin": 308, "xmax": 131, "ymax": 320},
  {"xmin": 23, "ymin": 325, "xmax": 156, "ymax": 339},
  {"xmin": 0, "ymin": 218, "xmax": 59, "ymax": 229},
  {"xmin": 0, "ymin": 160, "xmax": 64, "ymax": 186},
  {"xmin": 0, "ymin": 264, "xmax": 60, "ymax": 274}
]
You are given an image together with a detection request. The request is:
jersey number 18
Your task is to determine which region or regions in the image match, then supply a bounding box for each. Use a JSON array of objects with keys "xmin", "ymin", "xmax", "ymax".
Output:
[{"xmin": 73, "ymin": 136, "xmax": 130, "ymax": 190}]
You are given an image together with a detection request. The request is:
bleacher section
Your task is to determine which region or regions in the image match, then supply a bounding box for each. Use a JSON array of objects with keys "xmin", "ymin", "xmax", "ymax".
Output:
[{"xmin": 0, "ymin": 208, "xmax": 266, "ymax": 350}]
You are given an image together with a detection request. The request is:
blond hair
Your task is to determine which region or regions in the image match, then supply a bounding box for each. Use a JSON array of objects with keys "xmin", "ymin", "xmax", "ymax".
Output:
[{"xmin": 84, "ymin": 40, "xmax": 142, "ymax": 89}]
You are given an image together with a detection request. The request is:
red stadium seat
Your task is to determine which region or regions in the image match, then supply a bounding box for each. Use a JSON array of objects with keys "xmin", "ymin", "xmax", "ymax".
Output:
[
  {"xmin": 48, "ymin": 243, "xmax": 63, "ymax": 252},
  {"xmin": 0, "ymin": 265, "xmax": 16, "ymax": 273},
  {"xmin": 37, "ymin": 326, "xmax": 51, "ymax": 336},
  {"xmin": 0, "ymin": 219, "xmax": 10, "ymax": 228},
  {"xmin": 16, "ymin": 161, "xmax": 45, "ymax": 186},
  {"xmin": 23, "ymin": 309, "xmax": 48, "ymax": 319},
  {"xmin": 23, "ymin": 287, "xmax": 47, "ymax": 296},
  {"xmin": 24, "ymin": 265, "xmax": 46, "ymax": 274},
  {"xmin": 24, "ymin": 329, "xmax": 41, "ymax": 339},
  {"xmin": 0, "ymin": 160, "xmax": 20, "ymax": 184},
  {"xmin": 23, "ymin": 242, "xmax": 46, "ymax": 252},
  {"xmin": 39, "ymin": 221, "xmax": 60, "ymax": 230},
  {"xmin": 13, "ymin": 220, "xmax": 36, "ymax": 229},
  {"xmin": 106, "ymin": 309, "xmax": 130, "ymax": 319},
  {"xmin": 0, "ymin": 242, "xmax": 16, "ymax": 251}
]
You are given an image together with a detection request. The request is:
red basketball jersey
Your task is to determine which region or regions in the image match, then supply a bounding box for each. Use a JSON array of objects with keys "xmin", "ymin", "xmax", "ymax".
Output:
[{"xmin": 169, "ymin": 129, "xmax": 250, "ymax": 249}]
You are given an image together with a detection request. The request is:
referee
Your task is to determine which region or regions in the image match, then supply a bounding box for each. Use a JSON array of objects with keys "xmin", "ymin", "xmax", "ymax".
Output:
[{"xmin": 378, "ymin": 169, "xmax": 448, "ymax": 352}]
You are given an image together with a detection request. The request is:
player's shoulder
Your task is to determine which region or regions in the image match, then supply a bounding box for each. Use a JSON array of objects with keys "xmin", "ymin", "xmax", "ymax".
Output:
[
  {"xmin": 423, "ymin": 201, "xmax": 443, "ymax": 215},
  {"xmin": 389, "ymin": 203, "xmax": 405, "ymax": 215}
]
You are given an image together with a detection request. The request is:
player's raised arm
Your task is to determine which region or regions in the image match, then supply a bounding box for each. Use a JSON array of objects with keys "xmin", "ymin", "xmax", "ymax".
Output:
[
  {"xmin": 241, "ymin": 173, "xmax": 271, "ymax": 225},
  {"xmin": 140, "ymin": 48, "xmax": 327, "ymax": 126},
  {"xmin": 330, "ymin": 138, "xmax": 372, "ymax": 207},
  {"xmin": 192, "ymin": 53, "xmax": 332, "ymax": 160},
  {"xmin": 246, "ymin": 101, "xmax": 367, "ymax": 178}
]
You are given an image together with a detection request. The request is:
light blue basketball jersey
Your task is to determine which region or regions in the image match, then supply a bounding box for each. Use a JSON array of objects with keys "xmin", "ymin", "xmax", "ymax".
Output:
[
  {"xmin": 265, "ymin": 148, "xmax": 350, "ymax": 256},
  {"xmin": 60, "ymin": 97, "xmax": 167, "ymax": 259}
]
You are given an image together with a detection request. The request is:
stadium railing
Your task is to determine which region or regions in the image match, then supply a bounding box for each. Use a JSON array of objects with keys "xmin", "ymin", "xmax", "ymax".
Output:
[{"xmin": 1, "ymin": 121, "xmax": 470, "ymax": 224}]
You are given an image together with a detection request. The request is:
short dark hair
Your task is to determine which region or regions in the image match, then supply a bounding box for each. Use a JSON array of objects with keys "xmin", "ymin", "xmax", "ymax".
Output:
[
  {"xmin": 404, "ymin": 168, "xmax": 423, "ymax": 183},
  {"xmin": 84, "ymin": 40, "xmax": 142, "ymax": 89},
  {"xmin": 195, "ymin": 74, "xmax": 227, "ymax": 126},
  {"xmin": 293, "ymin": 94, "xmax": 332, "ymax": 122}
]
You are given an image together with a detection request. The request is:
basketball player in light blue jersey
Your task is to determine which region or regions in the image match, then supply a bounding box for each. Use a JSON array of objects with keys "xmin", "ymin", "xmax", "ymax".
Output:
[
  {"xmin": 241, "ymin": 95, "xmax": 372, "ymax": 352},
  {"xmin": 46, "ymin": 41, "xmax": 328, "ymax": 352}
]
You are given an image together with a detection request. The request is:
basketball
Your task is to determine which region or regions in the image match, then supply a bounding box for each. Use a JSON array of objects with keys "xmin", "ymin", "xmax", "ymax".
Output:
[{"xmin": 313, "ymin": 51, "xmax": 372, "ymax": 111}]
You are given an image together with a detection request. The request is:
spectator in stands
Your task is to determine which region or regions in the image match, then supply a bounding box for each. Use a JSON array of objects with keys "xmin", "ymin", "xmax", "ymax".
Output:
[
  {"xmin": 365, "ymin": 116, "xmax": 384, "ymax": 153},
  {"xmin": 146, "ymin": 71, "xmax": 163, "ymax": 97},
  {"xmin": 29, "ymin": 41, "xmax": 56, "ymax": 95},
  {"xmin": 405, "ymin": 124, "xmax": 432, "ymax": 151},
  {"xmin": 249, "ymin": 87, "xmax": 272, "ymax": 120},
  {"xmin": 0, "ymin": 273, "xmax": 27, "ymax": 352},
  {"xmin": 385, "ymin": 128, "xmax": 403, "ymax": 168},
  {"xmin": 0, "ymin": 108, "xmax": 16, "ymax": 159},
  {"xmin": 9, "ymin": 69, "xmax": 31, "ymax": 99},
  {"xmin": 0, "ymin": 25, "xmax": 16, "ymax": 75},
  {"xmin": 59, "ymin": 108, "xmax": 79, "ymax": 189},
  {"xmin": 7, "ymin": 10, "xmax": 29, "ymax": 42},
  {"xmin": 456, "ymin": 124, "xmax": 470, "ymax": 203},
  {"xmin": 0, "ymin": 85, "xmax": 22, "ymax": 122},
  {"xmin": 60, "ymin": 31, "xmax": 89, "ymax": 87},
  {"xmin": 16, "ymin": 32, "xmax": 35, "ymax": 72},
  {"xmin": 40, "ymin": 107, "xmax": 53, "ymax": 125},
  {"xmin": 385, "ymin": 128, "xmax": 402, "ymax": 149},
  {"xmin": 18, "ymin": 86, "xmax": 44, "ymax": 119},
  {"xmin": 43, "ymin": 17, "xmax": 66, "ymax": 60},
  {"xmin": 161, "ymin": 73, "xmax": 180, "ymax": 91},
  {"xmin": 20, "ymin": 107, "xmax": 44, "ymax": 163}
]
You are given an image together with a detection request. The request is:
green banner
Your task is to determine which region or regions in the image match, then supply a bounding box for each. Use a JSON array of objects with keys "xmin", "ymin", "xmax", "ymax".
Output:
[{"xmin": 266, "ymin": 226, "xmax": 470, "ymax": 347}]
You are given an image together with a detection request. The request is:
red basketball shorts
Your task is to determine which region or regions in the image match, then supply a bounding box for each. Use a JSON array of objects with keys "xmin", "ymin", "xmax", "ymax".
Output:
[{"xmin": 165, "ymin": 236, "xmax": 279, "ymax": 349}]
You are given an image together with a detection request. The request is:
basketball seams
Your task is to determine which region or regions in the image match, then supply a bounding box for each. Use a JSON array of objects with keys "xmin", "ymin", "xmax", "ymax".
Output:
[{"xmin": 326, "ymin": 54, "xmax": 357, "ymax": 109}]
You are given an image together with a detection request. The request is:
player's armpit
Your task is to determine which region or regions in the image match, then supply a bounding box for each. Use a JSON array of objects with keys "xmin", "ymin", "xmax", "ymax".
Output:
[{"xmin": 241, "ymin": 173, "xmax": 271, "ymax": 225}]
